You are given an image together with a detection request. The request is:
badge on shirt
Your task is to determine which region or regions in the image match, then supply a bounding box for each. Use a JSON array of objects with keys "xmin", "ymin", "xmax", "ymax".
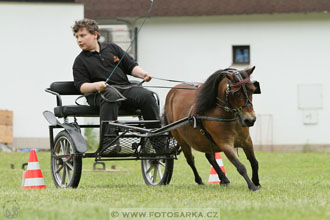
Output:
[{"xmin": 113, "ymin": 56, "xmax": 120, "ymax": 63}]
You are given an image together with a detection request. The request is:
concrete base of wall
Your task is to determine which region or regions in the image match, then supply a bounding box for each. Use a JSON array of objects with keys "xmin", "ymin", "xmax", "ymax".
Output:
[
  {"xmin": 11, "ymin": 137, "xmax": 50, "ymax": 151},
  {"xmin": 254, "ymin": 144, "xmax": 330, "ymax": 152},
  {"xmin": 3, "ymin": 137, "xmax": 330, "ymax": 153}
]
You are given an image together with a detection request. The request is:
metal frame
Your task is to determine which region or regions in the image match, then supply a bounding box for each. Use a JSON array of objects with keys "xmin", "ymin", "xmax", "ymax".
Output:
[
  {"xmin": 45, "ymin": 80, "xmax": 179, "ymax": 161},
  {"xmin": 48, "ymin": 119, "xmax": 178, "ymax": 162}
]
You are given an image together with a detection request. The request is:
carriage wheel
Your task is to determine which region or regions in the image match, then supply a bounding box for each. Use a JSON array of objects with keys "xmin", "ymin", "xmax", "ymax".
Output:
[
  {"xmin": 141, "ymin": 158, "xmax": 174, "ymax": 185},
  {"xmin": 51, "ymin": 131, "xmax": 82, "ymax": 188}
]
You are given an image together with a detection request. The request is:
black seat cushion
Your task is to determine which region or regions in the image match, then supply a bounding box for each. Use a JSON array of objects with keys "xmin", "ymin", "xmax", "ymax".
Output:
[
  {"xmin": 50, "ymin": 81, "xmax": 81, "ymax": 95},
  {"xmin": 49, "ymin": 81, "xmax": 144, "ymax": 118},
  {"xmin": 54, "ymin": 105, "xmax": 142, "ymax": 118}
]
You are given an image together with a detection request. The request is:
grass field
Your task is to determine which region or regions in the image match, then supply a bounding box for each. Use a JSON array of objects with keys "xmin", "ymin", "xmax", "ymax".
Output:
[{"xmin": 0, "ymin": 151, "xmax": 329, "ymax": 220}]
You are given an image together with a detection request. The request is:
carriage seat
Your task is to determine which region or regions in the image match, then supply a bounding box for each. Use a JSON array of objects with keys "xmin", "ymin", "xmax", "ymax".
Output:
[{"xmin": 45, "ymin": 81, "xmax": 153, "ymax": 118}]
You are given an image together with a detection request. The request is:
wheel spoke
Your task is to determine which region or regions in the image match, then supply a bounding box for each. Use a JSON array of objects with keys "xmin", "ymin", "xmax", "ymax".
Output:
[
  {"xmin": 66, "ymin": 166, "xmax": 71, "ymax": 183},
  {"xmin": 157, "ymin": 165, "xmax": 163, "ymax": 180},
  {"xmin": 60, "ymin": 140, "xmax": 65, "ymax": 155},
  {"xmin": 64, "ymin": 139, "xmax": 69, "ymax": 154},
  {"xmin": 146, "ymin": 165, "xmax": 153, "ymax": 175},
  {"xmin": 61, "ymin": 165, "xmax": 67, "ymax": 185},
  {"xmin": 66, "ymin": 161, "xmax": 74, "ymax": 171},
  {"xmin": 55, "ymin": 164, "xmax": 64, "ymax": 173},
  {"xmin": 152, "ymin": 168, "xmax": 158, "ymax": 183},
  {"xmin": 66, "ymin": 140, "xmax": 72, "ymax": 155},
  {"xmin": 67, "ymin": 155, "xmax": 73, "ymax": 163},
  {"xmin": 159, "ymin": 161, "xmax": 166, "ymax": 167}
]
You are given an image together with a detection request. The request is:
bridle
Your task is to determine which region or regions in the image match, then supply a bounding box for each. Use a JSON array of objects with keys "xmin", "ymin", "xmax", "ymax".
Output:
[{"xmin": 216, "ymin": 69, "xmax": 253, "ymax": 115}]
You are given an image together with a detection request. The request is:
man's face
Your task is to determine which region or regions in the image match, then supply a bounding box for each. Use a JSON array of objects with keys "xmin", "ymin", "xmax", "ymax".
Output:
[{"xmin": 74, "ymin": 28, "xmax": 98, "ymax": 51}]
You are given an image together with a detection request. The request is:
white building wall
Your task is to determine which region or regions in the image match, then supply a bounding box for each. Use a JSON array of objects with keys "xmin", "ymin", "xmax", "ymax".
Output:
[
  {"xmin": 137, "ymin": 13, "xmax": 330, "ymax": 146},
  {"xmin": 1, "ymin": 5, "xmax": 329, "ymax": 148},
  {"xmin": 0, "ymin": 3, "xmax": 83, "ymax": 141}
]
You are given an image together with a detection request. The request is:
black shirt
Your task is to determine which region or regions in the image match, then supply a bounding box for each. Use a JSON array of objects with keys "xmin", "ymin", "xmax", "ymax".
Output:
[{"xmin": 72, "ymin": 42, "xmax": 138, "ymax": 90}]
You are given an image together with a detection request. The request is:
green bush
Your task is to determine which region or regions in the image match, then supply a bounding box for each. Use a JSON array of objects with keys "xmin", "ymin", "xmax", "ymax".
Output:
[{"xmin": 84, "ymin": 127, "xmax": 99, "ymax": 151}]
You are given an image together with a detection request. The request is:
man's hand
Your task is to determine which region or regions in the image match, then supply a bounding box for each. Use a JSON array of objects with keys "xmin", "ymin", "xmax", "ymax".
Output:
[
  {"xmin": 143, "ymin": 73, "xmax": 152, "ymax": 82},
  {"xmin": 80, "ymin": 81, "xmax": 108, "ymax": 94},
  {"xmin": 95, "ymin": 81, "xmax": 108, "ymax": 92},
  {"xmin": 132, "ymin": 66, "xmax": 152, "ymax": 82}
]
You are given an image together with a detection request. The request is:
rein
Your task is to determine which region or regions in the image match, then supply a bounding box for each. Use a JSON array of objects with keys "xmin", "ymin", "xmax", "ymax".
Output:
[
  {"xmin": 76, "ymin": 79, "xmax": 198, "ymax": 105},
  {"xmin": 105, "ymin": 0, "xmax": 155, "ymax": 84},
  {"xmin": 152, "ymin": 76, "xmax": 200, "ymax": 88},
  {"xmin": 106, "ymin": 76, "xmax": 200, "ymax": 91},
  {"xmin": 109, "ymin": 83, "xmax": 198, "ymax": 91}
]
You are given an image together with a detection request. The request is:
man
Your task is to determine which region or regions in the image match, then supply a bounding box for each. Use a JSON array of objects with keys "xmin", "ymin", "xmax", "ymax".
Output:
[{"xmin": 72, "ymin": 18, "xmax": 162, "ymax": 153}]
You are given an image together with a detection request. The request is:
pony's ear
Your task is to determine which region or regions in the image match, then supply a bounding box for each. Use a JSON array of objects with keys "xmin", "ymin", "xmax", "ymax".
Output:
[
  {"xmin": 245, "ymin": 66, "xmax": 256, "ymax": 76},
  {"xmin": 225, "ymin": 73, "xmax": 235, "ymax": 81}
]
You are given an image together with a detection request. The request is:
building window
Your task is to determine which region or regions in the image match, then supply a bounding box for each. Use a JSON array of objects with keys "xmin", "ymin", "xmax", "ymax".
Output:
[{"xmin": 233, "ymin": 45, "xmax": 250, "ymax": 64}]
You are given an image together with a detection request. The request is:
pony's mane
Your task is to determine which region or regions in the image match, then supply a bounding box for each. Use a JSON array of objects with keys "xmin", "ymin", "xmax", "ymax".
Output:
[{"xmin": 195, "ymin": 69, "xmax": 227, "ymax": 115}]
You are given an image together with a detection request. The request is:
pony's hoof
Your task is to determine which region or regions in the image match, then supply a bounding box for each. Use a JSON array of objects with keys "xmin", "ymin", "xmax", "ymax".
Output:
[
  {"xmin": 220, "ymin": 183, "xmax": 230, "ymax": 187},
  {"xmin": 196, "ymin": 178, "xmax": 204, "ymax": 185},
  {"xmin": 249, "ymin": 186, "xmax": 259, "ymax": 192},
  {"xmin": 256, "ymin": 184, "xmax": 262, "ymax": 189}
]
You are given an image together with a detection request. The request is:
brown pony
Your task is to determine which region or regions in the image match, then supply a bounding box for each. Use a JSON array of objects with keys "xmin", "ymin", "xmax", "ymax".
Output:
[{"xmin": 164, "ymin": 66, "xmax": 261, "ymax": 191}]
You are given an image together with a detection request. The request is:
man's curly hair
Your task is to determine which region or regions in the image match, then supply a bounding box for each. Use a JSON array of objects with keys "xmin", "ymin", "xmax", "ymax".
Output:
[{"xmin": 72, "ymin": 18, "xmax": 100, "ymax": 39}]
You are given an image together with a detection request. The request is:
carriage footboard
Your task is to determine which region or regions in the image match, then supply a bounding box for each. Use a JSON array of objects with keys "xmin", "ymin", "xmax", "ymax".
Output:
[{"xmin": 95, "ymin": 120, "xmax": 178, "ymax": 159}]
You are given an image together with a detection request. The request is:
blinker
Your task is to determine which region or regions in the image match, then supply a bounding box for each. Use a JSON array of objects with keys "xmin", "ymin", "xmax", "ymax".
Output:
[{"xmin": 253, "ymin": 81, "xmax": 261, "ymax": 94}]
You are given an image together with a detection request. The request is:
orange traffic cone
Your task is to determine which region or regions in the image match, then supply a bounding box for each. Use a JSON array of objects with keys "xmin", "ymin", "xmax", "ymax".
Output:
[
  {"xmin": 208, "ymin": 152, "xmax": 226, "ymax": 184},
  {"xmin": 22, "ymin": 149, "xmax": 46, "ymax": 189}
]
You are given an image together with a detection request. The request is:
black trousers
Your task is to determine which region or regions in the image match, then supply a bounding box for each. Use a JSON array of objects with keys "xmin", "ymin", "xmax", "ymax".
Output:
[{"xmin": 86, "ymin": 86, "xmax": 161, "ymax": 134}]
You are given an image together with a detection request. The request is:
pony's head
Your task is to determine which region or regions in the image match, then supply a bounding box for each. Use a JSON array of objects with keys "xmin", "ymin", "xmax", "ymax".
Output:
[
  {"xmin": 221, "ymin": 66, "xmax": 258, "ymax": 127},
  {"xmin": 196, "ymin": 66, "xmax": 260, "ymax": 127}
]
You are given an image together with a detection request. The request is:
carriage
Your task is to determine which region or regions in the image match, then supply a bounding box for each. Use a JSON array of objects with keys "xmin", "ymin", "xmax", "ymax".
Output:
[
  {"xmin": 44, "ymin": 67, "xmax": 262, "ymax": 191},
  {"xmin": 43, "ymin": 81, "xmax": 180, "ymax": 188}
]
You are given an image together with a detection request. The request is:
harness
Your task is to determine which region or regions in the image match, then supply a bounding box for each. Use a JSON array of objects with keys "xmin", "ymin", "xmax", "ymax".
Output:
[{"xmin": 88, "ymin": 68, "xmax": 258, "ymax": 155}]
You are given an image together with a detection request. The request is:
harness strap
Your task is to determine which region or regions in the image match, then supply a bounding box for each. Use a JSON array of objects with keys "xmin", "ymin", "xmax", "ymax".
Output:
[
  {"xmin": 148, "ymin": 117, "xmax": 191, "ymax": 137},
  {"xmin": 148, "ymin": 111, "xmax": 237, "ymax": 138},
  {"xmin": 187, "ymin": 104, "xmax": 198, "ymax": 128},
  {"xmin": 215, "ymin": 98, "xmax": 241, "ymax": 113},
  {"xmin": 197, "ymin": 115, "xmax": 237, "ymax": 122},
  {"xmin": 231, "ymin": 76, "xmax": 250, "ymax": 88},
  {"xmin": 187, "ymin": 103, "xmax": 238, "ymax": 153},
  {"xmin": 197, "ymin": 118, "xmax": 216, "ymax": 155}
]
